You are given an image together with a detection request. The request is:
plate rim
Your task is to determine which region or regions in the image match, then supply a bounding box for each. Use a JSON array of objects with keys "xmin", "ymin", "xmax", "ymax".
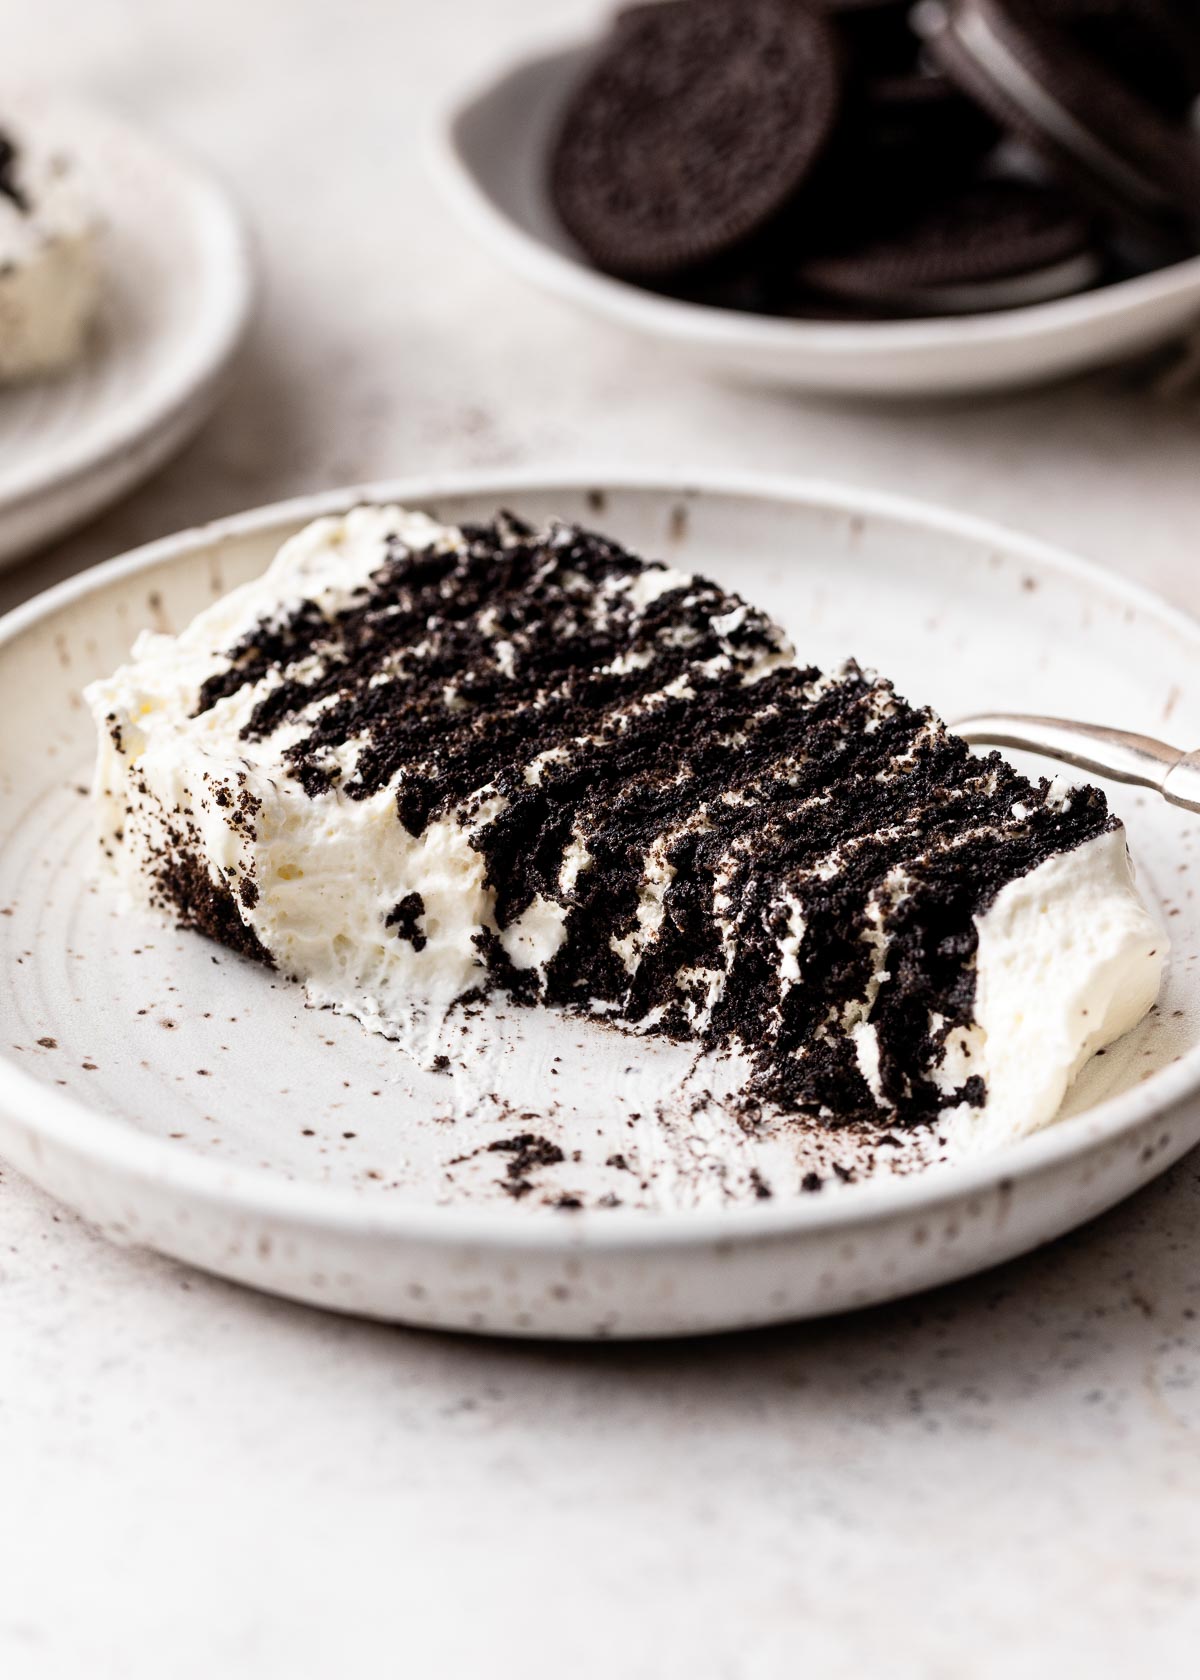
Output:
[
  {"xmin": 0, "ymin": 87, "xmax": 255, "ymax": 517},
  {"xmin": 429, "ymin": 36, "xmax": 1200, "ymax": 357},
  {"xmin": 2, "ymin": 466, "xmax": 1199, "ymax": 1251}
]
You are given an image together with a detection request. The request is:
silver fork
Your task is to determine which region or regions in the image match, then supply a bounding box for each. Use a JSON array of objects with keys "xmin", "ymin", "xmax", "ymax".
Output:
[{"xmin": 954, "ymin": 714, "xmax": 1200, "ymax": 814}]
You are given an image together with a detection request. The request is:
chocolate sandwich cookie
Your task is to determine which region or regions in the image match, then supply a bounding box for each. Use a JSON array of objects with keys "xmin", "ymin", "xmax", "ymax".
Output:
[
  {"xmin": 550, "ymin": 0, "xmax": 843, "ymax": 277},
  {"xmin": 919, "ymin": 0, "xmax": 1200, "ymax": 238},
  {"xmin": 796, "ymin": 177, "xmax": 1103, "ymax": 314}
]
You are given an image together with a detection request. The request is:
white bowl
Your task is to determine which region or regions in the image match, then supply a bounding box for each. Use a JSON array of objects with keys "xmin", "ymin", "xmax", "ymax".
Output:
[
  {"xmin": 1, "ymin": 471, "xmax": 1198, "ymax": 1337},
  {"xmin": 0, "ymin": 88, "xmax": 253, "ymax": 566},
  {"xmin": 430, "ymin": 41, "xmax": 1200, "ymax": 399}
]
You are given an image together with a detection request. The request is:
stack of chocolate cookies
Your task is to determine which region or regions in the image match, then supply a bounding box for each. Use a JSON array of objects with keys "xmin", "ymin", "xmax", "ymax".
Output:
[{"xmin": 548, "ymin": 0, "xmax": 1200, "ymax": 318}]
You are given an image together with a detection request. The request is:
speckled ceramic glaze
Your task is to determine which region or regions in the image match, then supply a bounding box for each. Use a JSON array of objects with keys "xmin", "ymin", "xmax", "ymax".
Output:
[
  {"xmin": 432, "ymin": 44, "xmax": 1200, "ymax": 398},
  {"xmin": 0, "ymin": 473, "xmax": 1197, "ymax": 1337},
  {"xmin": 0, "ymin": 88, "xmax": 253, "ymax": 565}
]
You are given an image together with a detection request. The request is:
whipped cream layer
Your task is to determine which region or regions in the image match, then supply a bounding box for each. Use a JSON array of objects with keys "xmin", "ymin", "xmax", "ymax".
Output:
[
  {"xmin": 87, "ymin": 506, "xmax": 1166, "ymax": 1147},
  {"xmin": 0, "ymin": 121, "xmax": 99, "ymax": 382}
]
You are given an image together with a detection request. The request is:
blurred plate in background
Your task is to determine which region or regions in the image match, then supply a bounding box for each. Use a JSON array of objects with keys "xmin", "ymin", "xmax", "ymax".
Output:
[{"xmin": 0, "ymin": 88, "xmax": 253, "ymax": 566}]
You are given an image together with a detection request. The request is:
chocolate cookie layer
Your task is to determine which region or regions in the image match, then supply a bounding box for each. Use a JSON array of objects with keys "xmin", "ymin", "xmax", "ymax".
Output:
[{"xmin": 549, "ymin": 0, "xmax": 843, "ymax": 276}]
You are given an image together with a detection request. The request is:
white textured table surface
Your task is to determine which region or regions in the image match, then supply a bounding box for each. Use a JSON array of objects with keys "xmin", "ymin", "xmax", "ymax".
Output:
[{"xmin": 4, "ymin": 2, "xmax": 1200, "ymax": 1675}]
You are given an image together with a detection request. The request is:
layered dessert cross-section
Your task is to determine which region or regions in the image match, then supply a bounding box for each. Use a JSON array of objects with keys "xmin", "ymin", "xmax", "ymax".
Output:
[{"xmin": 87, "ymin": 506, "xmax": 1166, "ymax": 1149}]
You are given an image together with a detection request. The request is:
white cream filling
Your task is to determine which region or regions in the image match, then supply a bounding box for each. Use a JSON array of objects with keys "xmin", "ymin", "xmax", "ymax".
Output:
[
  {"xmin": 500, "ymin": 894, "xmax": 569, "ymax": 973},
  {"xmin": 852, "ymin": 1021, "xmax": 885, "ymax": 1105},
  {"xmin": 621, "ymin": 566, "xmax": 692, "ymax": 609},
  {"xmin": 777, "ymin": 892, "xmax": 807, "ymax": 988},
  {"xmin": 611, "ymin": 840, "xmax": 676, "ymax": 975},
  {"xmin": 952, "ymin": 826, "xmax": 1165, "ymax": 1149}
]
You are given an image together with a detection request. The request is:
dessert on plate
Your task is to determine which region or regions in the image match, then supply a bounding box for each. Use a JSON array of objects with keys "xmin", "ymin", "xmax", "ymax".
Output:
[
  {"xmin": 86, "ymin": 506, "xmax": 1165, "ymax": 1154},
  {"xmin": 0, "ymin": 116, "xmax": 99, "ymax": 382}
]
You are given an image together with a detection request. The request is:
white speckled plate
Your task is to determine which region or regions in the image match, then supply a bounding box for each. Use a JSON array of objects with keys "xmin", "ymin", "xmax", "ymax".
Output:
[
  {"xmin": 1, "ymin": 472, "xmax": 1198, "ymax": 1338},
  {"xmin": 0, "ymin": 87, "xmax": 253, "ymax": 565},
  {"xmin": 431, "ymin": 41, "xmax": 1200, "ymax": 398}
]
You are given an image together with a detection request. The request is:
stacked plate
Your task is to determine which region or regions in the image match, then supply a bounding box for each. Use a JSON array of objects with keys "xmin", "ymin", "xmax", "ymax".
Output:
[{"xmin": 0, "ymin": 89, "xmax": 252, "ymax": 566}]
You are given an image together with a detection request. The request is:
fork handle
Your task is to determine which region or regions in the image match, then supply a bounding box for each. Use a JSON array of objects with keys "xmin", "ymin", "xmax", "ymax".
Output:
[{"xmin": 953, "ymin": 713, "xmax": 1200, "ymax": 815}]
